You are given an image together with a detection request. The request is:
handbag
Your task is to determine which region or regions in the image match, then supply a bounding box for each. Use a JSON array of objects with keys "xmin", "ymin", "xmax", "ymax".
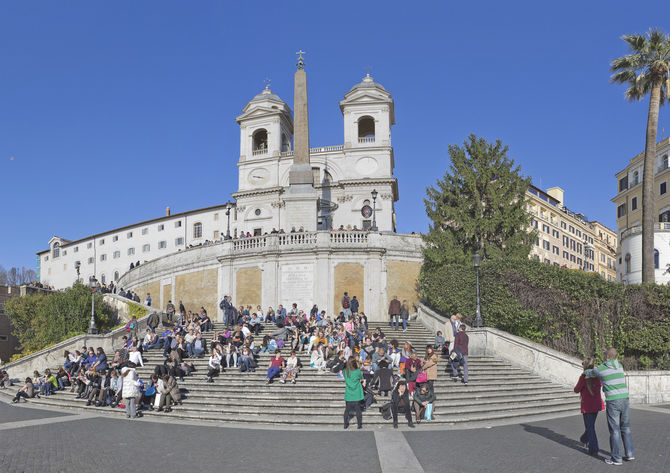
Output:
[
  {"xmin": 416, "ymin": 372, "xmax": 428, "ymax": 384},
  {"xmin": 424, "ymin": 403, "xmax": 433, "ymax": 421}
]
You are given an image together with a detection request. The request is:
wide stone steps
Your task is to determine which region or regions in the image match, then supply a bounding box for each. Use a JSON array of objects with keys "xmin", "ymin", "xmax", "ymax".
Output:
[{"xmin": 2, "ymin": 322, "xmax": 580, "ymax": 428}]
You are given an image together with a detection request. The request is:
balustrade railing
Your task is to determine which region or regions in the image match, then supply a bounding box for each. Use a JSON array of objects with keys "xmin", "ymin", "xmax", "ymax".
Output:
[
  {"xmin": 330, "ymin": 231, "xmax": 368, "ymax": 244},
  {"xmin": 252, "ymin": 148, "xmax": 268, "ymax": 156},
  {"xmin": 229, "ymin": 231, "xmax": 374, "ymax": 252},
  {"xmin": 620, "ymin": 222, "xmax": 670, "ymax": 240},
  {"xmin": 358, "ymin": 137, "xmax": 375, "ymax": 144}
]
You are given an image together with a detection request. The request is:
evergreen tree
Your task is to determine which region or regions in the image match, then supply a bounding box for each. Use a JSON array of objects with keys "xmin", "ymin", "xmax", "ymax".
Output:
[{"xmin": 423, "ymin": 134, "xmax": 535, "ymax": 268}]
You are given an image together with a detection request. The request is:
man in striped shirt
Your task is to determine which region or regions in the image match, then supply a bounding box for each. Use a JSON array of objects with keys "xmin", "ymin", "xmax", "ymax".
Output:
[{"xmin": 584, "ymin": 347, "xmax": 635, "ymax": 466}]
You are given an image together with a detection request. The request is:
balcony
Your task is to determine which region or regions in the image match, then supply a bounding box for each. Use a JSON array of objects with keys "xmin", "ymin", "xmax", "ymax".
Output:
[
  {"xmin": 620, "ymin": 222, "xmax": 670, "ymax": 241},
  {"xmin": 358, "ymin": 137, "xmax": 375, "ymax": 144},
  {"xmin": 252, "ymin": 148, "xmax": 268, "ymax": 156}
]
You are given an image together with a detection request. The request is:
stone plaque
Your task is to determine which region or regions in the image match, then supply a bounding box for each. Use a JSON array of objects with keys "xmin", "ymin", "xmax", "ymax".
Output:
[{"xmin": 280, "ymin": 263, "xmax": 314, "ymax": 310}]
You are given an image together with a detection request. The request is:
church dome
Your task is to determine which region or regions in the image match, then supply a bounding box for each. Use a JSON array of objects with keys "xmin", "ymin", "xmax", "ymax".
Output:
[
  {"xmin": 250, "ymin": 87, "xmax": 284, "ymax": 104},
  {"xmin": 347, "ymin": 73, "xmax": 388, "ymax": 94}
]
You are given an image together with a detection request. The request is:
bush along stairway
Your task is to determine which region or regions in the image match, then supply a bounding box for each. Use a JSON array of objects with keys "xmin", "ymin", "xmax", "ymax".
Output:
[{"xmin": 0, "ymin": 322, "xmax": 580, "ymax": 427}]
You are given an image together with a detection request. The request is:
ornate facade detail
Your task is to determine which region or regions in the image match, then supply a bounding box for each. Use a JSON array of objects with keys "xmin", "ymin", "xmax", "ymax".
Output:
[
  {"xmin": 337, "ymin": 195, "xmax": 353, "ymax": 203},
  {"xmin": 236, "ymin": 206, "xmax": 246, "ymax": 212},
  {"xmin": 380, "ymin": 193, "xmax": 393, "ymax": 200},
  {"xmin": 270, "ymin": 200, "xmax": 285, "ymax": 208}
]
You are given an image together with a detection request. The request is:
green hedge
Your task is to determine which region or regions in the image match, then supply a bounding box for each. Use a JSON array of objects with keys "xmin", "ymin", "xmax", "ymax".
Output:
[
  {"xmin": 419, "ymin": 258, "xmax": 670, "ymax": 370},
  {"xmin": 5, "ymin": 282, "xmax": 115, "ymax": 361}
]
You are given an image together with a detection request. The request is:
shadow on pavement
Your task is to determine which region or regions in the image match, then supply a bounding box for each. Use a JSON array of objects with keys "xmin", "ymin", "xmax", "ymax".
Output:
[{"xmin": 521, "ymin": 423, "xmax": 609, "ymax": 459}]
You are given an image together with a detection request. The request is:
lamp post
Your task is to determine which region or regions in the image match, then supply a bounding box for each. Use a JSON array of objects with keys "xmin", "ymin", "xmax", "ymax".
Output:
[
  {"xmin": 75, "ymin": 261, "xmax": 81, "ymax": 284},
  {"xmin": 472, "ymin": 251, "xmax": 483, "ymax": 328},
  {"xmin": 225, "ymin": 202, "xmax": 232, "ymax": 240},
  {"xmin": 371, "ymin": 189, "xmax": 378, "ymax": 231},
  {"xmin": 88, "ymin": 276, "xmax": 98, "ymax": 334}
]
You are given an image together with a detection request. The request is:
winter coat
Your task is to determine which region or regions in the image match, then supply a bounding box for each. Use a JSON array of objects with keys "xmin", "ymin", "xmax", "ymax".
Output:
[
  {"xmin": 160, "ymin": 376, "xmax": 181, "ymax": 402},
  {"xmin": 120, "ymin": 367, "xmax": 140, "ymax": 398},
  {"xmin": 422, "ymin": 354, "xmax": 439, "ymax": 381},
  {"xmin": 372, "ymin": 367, "xmax": 394, "ymax": 392}
]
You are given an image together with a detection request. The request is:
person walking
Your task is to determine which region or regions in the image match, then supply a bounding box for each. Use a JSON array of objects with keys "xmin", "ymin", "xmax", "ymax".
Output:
[
  {"xmin": 343, "ymin": 358, "xmax": 365, "ymax": 429},
  {"xmin": 450, "ymin": 324, "xmax": 469, "ymax": 384},
  {"xmin": 584, "ymin": 348, "xmax": 635, "ymax": 466},
  {"xmin": 574, "ymin": 358, "xmax": 604, "ymax": 457},
  {"xmin": 388, "ymin": 295, "xmax": 402, "ymax": 331}
]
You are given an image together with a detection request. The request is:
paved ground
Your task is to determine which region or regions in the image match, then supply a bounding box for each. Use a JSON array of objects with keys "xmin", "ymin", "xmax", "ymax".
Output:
[{"xmin": 0, "ymin": 400, "xmax": 668, "ymax": 473}]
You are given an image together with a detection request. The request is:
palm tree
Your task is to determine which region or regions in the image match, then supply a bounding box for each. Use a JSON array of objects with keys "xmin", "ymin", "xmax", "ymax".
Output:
[{"xmin": 611, "ymin": 29, "xmax": 670, "ymax": 284}]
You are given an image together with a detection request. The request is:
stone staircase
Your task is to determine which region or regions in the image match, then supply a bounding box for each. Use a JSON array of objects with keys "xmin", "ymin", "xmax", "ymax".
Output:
[{"xmin": 0, "ymin": 322, "xmax": 580, "ymax": 427}]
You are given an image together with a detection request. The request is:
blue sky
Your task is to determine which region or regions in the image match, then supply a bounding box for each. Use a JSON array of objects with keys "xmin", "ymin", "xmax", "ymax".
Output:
[{"xmin": 1, "ymin": 1, "xmax": 669, "ymax": 271}]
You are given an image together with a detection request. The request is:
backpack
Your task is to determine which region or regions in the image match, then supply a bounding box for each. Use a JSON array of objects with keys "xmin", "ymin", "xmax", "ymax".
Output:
[
  {"xmin": 219, "ymin": 299, "xmax": 225, "ymax": 310},
  {"xmin": 379, "ymin": 402, "xmax": 393, "ymax": 420},
  {"xmin": 342, "ymin": 297, "xmax": 350, "ymax": 309}
]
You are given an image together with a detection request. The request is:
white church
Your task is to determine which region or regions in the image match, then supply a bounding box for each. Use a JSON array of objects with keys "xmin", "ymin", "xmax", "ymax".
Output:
[{"xmin": 38, "ymin": 57, "xmax": 423, "ymax": 322}]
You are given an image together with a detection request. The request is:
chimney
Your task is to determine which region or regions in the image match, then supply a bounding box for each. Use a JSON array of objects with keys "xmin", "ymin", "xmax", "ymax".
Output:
[{"xmin": 166, "ymin": 207, "xmax": 171, "ymax": 216}]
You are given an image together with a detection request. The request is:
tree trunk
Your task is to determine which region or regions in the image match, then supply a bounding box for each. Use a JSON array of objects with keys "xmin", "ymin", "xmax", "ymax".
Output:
[{"xmin": 641, "ymin": 80, "xmax": 662, "ymax": 284}]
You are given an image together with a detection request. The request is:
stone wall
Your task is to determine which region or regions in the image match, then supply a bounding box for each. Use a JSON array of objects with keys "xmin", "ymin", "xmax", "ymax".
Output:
[
  {"xmin": 132, "ymin": 281, "xmax": 160, "ymax": 310},
  {"xmin": 236, "ymin": 267, "xmax": 262, "ymax": 308},
  {"xmin": 162, "ymin": 283, "xmax": 172, "ymax": 310},
  {"xmin": 175, "ymin": 269, "xmax": 218, "ymax": 316},
  {"xmin": 386, "ymin": 260, "xmax": 421, "ymax": 312},
  {"xmin": 333, "ymin": 263, "xmax": 364, "ymax": 315}
]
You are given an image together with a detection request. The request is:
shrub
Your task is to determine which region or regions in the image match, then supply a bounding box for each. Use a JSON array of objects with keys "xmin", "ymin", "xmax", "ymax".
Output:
[{"xmin": 419, "ymin": 258, "xmax": 670, "ymax": 370}]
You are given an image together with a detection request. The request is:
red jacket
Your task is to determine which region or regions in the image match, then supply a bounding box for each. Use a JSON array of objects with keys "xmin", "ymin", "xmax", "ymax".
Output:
[{"xmin": 574, "ymin": 375, "xmax": 604, "ymax": 414}]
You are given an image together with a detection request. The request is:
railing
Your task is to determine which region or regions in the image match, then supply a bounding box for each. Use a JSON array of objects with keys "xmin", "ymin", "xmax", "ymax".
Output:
[
  {"xmin": 310, "ymin": 145, "xmax": 344, "ymax": 153},
  {"xmin": 330, "ymin": 231, "xmax": 368, "ymax": 244},
  {"xmin": 620, "ymin": 222, "xmax": 670, "ymax": 240},
  {"xmin": 280, "ymin": 150, "xmax": 293, "ymax": 157},
  {"xmin": 252, "ymin": 149, "xmax": 268, "ymax": 156},
  {"xmin": 358, "ymin": 137, "xmax": 375, "ymax": 144}
]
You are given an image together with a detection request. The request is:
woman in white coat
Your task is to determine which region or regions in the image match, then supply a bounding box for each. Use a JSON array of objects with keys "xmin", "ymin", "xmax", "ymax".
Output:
[{"xmin": 121, "ymin": 363, "xmax": 141, "ymax": 419}]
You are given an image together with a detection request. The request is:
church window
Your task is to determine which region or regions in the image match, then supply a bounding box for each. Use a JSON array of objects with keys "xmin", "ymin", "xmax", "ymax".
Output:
[
  {"xmin": 661, "ymin": 210, "xmax": 670, "ymax": 222},
  {"xmin": 193, "ymin": 222, "xmax": 203, "ymax": 238},
  {"xmin": 52, "ymin": 242, "xmax": 60, "ymax": 259},
  {"xmin": 625, "ymin": 254, "xmax": 631, "ymax": 273},
  {"xmin": 358, "ymin": 116, "xmax": 375, "ymax": 142},
  {"xmin": 253, "ymin": 228, "xmax": 262, "ymax": 236},
  {"xmin": 253, "ymin": 129, "xmax": 268, "ymax": 154},
  {"xmin": 281, "ymin": 133, "xmax": 290, "ymax": 152},
  {"xmin": 255, "ymin": 209, "xmax": 261, "ymax": 216},
  {"xmin": 114, "ymin": 271, "xmax": 119, "ymax": 281},
  {"xmin": 362, "ymin": 220, "xmax": 371, "ymax": 230}
]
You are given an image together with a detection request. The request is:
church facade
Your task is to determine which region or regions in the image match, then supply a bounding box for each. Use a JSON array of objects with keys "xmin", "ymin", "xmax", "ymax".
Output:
[{"xmin": 37, "ymin": 61, "xmax": 423, "ymax": 321}]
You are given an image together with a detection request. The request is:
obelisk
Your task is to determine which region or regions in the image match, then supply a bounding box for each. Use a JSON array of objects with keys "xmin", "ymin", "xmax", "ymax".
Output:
[{"xmin": 284, "ymin": 50, "xmax": 318, "ymax": 231}]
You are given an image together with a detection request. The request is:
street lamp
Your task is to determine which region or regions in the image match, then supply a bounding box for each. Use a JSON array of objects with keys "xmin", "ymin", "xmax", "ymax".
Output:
[
  {"xmin": 371, "ymin": 189, "xmax": 378, "ymax": 231},
  {"xmin": 88, "ymin": 276, "xmax": 98, "ymax": 334},
  {"xmin": 472, "ymin": 251, "xmax": 483, "ymax": 328},
  {"xmin": 75, "ymin": 261, "xmax": 81, "ymax": 284},
  {"xmin": 225, "ymin": 202, "xmax": 233, "ymax": 240}
]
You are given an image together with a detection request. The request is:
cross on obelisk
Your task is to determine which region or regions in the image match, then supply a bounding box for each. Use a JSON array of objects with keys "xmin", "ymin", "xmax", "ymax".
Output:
[{"xmin": 296, "ymin": 50, "xmax": 306, "ymax": 69}]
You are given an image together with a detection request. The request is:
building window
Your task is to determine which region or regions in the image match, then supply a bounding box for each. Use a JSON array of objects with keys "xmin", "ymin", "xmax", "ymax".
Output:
[
  {"xmin": 543, "ymin": 240, "xmax": 551, "ymax": 250},
  {"xmin": 563, "ymin": 251, "xmax": 569, "ymax": 259},
  {"xmin": 113, "ymin": 251, "xmax": 120, "ymax": 259},
  {"xmin": 357, "ymin": 116, "xmax": 375, "ymax": 141},
  {"xmin": 560, "ymin": 221, "xmax": 567, "ymax": 230},
  {"xmin": 193, "ymin": 222, "xmax": 203, "ymax": 239},
  {"xmin": 661, "ymin": 182, "xmax": 667, "ymax": 195},
  {"xmin": 576, "ymin": 230, "xmax": 582, "ymax": 238},
  {"xmin": 577, "ymin": 243, "xmax": 582, "ymax": 254},
  {"xmin": 143, "ymin": 244, "xmax": 150, "ymax": 252},
  {"xmin": 158, "ymin": 224, "xmax": 165, "ymax": 231},
  {"xmin": 570, "ymin": 239, "xmax": 576, "ymax": 251},
  {"xmin": 617, "ymin": 203, "xmax": 627, "ymax": 218},
  {"xmin": 175, "ymin": 237, "xmax": 184, "ymax": 246},
  {"xmin": 99, "ymin": 239, "xmax": 105, "ymax": 246},
  {"xmin": 101, "ymin": 274, "xmax": 106, "ymax": 284},
  {"xmin": 535, "ymin": 237, "xmax": 540, "ymax": 246},
  {"xmin": 74, "ymin": 246, "xmax": 79, "ymax": 253},
  {"xmin": 569, "ymin": 225, "xmax": 575, "ymax": 234},
  {"xmin": 660, "ymin": 210, "xmax": 670, "ymax": 222},
  {"xmin": 127, "ymin": 232, "xmax": 133, "ymax": 239},
  {"xmin": 619, "ymin": 176, "xmax": 628, "ymax": 192},
  {"xmin": 544, "ymin": 258, "xmax": 551, "ymax": 264},
  {"xmin": 142, "ymin": 227, "xmax": 149, "ymax": 235},
  {"xmin": 577, "ymin": 258, "xmax": 582, "ymax": 266},
  {"xmin": 44, "ymin": 255, "xmax": 49, "ymax": 262},
  {"xmin": 632, "ymin": 170, "xmax": 639, "ymax": 186},
  {"xmin": 255, "ymin": 209, "xmax": 262, "ymax": 216},
  {"xmin": 158, "ymin": 241, "xmax": 167, "ymax": 249},
  {"xmin": 214, "ymin": 213, "xmax": 219, "ymax": 221},
  {"xmin": 542, "ymin": 224, "xmax": 550, "ymax": 233},
  {"xmin": 625, "ymin": 253, "xmax": 631, "ymax": 273},
  {"xmin": 553, "ymin": 246, "xmax": 559, "ymax": 255},
  {"xmin": 128, "ymin": 248, "xmax": 135, "ymax": 256},
  {"xmin": 114, "ymin": 271, "xmax": 119, "ymax": 281},
  {"xmin": 87, "ymin": 242, "xmax": 92, "ymax": 249},
  {"xmin": 113, "ymin": 235, "xmax": 119, "ymax": 242},
  {"xmin": 570, "ymin": 254, "xmax": 576, "ymax": 263},
  {"xmin": 601, "ymin": 254, "xmax": 606, "ymax": 263},
  {"xmin": 100, "ymin": 254, "xmax": 107, "ymax": 261},
  {"xmin": 175, "ymin": 221, "xmax": 182, "ymax": 228},
  {"xmin": 52, "ymin": 242, "xmax": 60, "ymax": 259},
  {"xmin": 88, "ymin": 257, "xmax": 94, "ymax": 264},
  {"xmin": 654, "ymin": 249, "xmax": 659, "ymax": 269},
  {"xmin": 253, "ymin": 128, "xmax": 268, "ymax": 152},
  {"xmin": 563, "ymin": 236, "xmax": 569, "ymax": 247},
  {"xmin": 631, "ymin": 197, "xmax": 638, "ymax": 211},
  {"xmin": 552, "ymin": 230, "xmax": 560, "ymax": 238},
  {"xmin": 663, "ymin": 154, "xmax": 669, "ymax": 171}
]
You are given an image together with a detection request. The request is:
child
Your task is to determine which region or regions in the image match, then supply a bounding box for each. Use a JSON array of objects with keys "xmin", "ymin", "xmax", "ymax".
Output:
[
  {"xmin": 573, "ymin": 358, "xmax": 604, "ymax": 456},
  {"xmin": 434, "ymin": 331, "xmax": 447, "ymax": 355}
]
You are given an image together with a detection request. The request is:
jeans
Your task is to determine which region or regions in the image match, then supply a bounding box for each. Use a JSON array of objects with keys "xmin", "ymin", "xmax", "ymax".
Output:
[
  {"xmin": 186, "ymin": 343, "xmax": 194, "ymax": 357},
  {"xmin": 126, "ymin": 396, "xmax": 137, "ymax": 418},
  {"xmin": 606, "ymin": 398, "xmax": 634, "ymax": 462},
  {"xmin": 393, "ymin": 314, "xmax": 406, "ymax": 330},
  {"xmin": 580, "ymin": 412, "xmax": 599, "ymax": 454},
  {"xmin": 239, "ymin": 357, "xmax": 251, "ymax": 372},
  {"xmin": 13, "ymin": 391, "xmax": 29, "ymax": 402},
  {"xmin": 193, "ymin": 346, "xmax": 205, "ymax": 357},
  {"xmin": 450, "ymin": 355, "xmax": 468, "ymax": 383},
  {"xmin": 343, "ymin": 308, "xmax": 352, "ymax": 319},
  {"xmin": 267, "ymin": 366, "xmax": 281, "ymax": 380}
]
